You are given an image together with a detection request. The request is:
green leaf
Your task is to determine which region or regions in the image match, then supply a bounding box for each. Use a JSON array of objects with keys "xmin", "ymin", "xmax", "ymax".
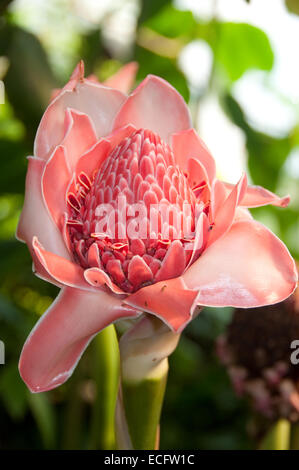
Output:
[
  {"xmin": 138, "ymin": 0, "xmax": 172, "ymax": 24},
  {"xmin": 222, "ymin": 94, "xmax": 291, "ymax": 190},
  {"xmin": 144, "ymin": 5, "xmax": 197, "ymax": 39},
  {"xmin": 212, "ymin": 22, "xmax": 274, "ymax": 81}
]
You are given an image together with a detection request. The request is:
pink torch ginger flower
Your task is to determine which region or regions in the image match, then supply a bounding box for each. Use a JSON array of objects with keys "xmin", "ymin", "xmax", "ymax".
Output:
[{"xmin": 17, "ymin": 60, "xmax": 298, "ymax": 392}]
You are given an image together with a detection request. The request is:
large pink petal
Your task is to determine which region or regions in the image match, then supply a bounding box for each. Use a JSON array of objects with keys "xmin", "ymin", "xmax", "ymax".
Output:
[
  {"xmin": 113, "ymin": 75, "xmax": 191, "ymax": 144},
  {"xmin": 103, "ymin": 62, "xmax": 138, "ymax": 93},
  {"xmin": 19, "ymin": 287, "xmax": 140, "ymax": 392},
  {"xmin": 223, "ymin": 182, "xmax": 290, "ymax": 208},
  {"xmin": 187, "ymin": 157, "xmax": 209, "ymax": 189},
  {"xmin": 234, "ymin": 207, "xmax": 253, "ymax": 222},
  {"xmin": 207, "ymin": 174, "xmax": 247, "ymax": 247},
  {"xmin": 49, "ymin": 62, "xmax": 137, "ymax": 103},
  {"xmin": 186, "ymin": 212, "xmax": 209, "ymax": 269},
  {"xmin": 42, "ymin": 145, "xmax": 71, "ymax": 226},
  {"xmin": 35, "ymin": 62, "xmax": 126, "ymax": 160},
  {"xmin": 210, "ymin": 179, "xmax": 227, "ymax": 221},
  {"xmin": 16, "ymin": 157, "xmax": 70, "ymax": 261},
  {"xmin": 171, "ymin": 128, "xmax": 216, "ymax": 183},
  {"xmin": 183, "ymin": 220, "xmax": 298, "ymax": 308},
  {"xmin": 33, "ymin": 237, "xmax": 91, "ymax": 291},
  {"xmin": 124, "ymin": 277, "xmax": 200, "ymax": 332},
  {"xmin": 61, "ymin": 108, "xmax": 98, "ymax": 169}
]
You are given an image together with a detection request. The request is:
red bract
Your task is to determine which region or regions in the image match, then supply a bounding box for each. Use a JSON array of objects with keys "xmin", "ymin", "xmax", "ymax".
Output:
[{"xmin": 17, "ymin": 61, "xmax": 298, "ymax": 392}]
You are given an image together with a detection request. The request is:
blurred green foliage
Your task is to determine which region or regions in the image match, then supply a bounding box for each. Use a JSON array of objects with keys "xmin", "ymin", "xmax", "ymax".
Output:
[{"xmin": 0, "ymin": 0, "xmax": 298, "ymax": 450}]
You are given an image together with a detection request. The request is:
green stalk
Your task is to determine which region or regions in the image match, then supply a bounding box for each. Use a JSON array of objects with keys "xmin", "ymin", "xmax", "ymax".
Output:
[
  {"xmin": 27, "ymin": 391, "xmax": 56, "ymax": 449},
  {"xmin": 88, "ymin": 324, "xmax": 120, "ymax": 450},
  {"xmin": 122, "ymin": 370, "xmax": 167, "ymax": 450},
  {"xmin": 259, "ymin": 419, "xmax": 291, "ymax": 450},
  {"xmin": 290, "ymin": 422, "xmax": 299, "ymax": 449},
  {"xmin": 62, "ymin": 365, "xmax": 85, "ymax": 450},
  {"xmin": 117, "ymin": 315, "xmax": 180, "ymax": 450}
]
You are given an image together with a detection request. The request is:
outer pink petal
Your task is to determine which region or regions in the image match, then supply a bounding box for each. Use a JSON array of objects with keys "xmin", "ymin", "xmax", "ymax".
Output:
[
  {"xmin": 35, "ymin": 62, "xmax": 126, "ymax": 160},
  {"xmin": 19, "ymin": 287, "xmax": 140, "ymax": 392},
  {"xmin": 187, "ymin": 157, "xmax": 210, "ymax": 189},
  {"xmin": 113, "ymin": 75, "xmax": 191, "ymax": 144},
  {"xmin": 42, "ymin": 145, "xmax": 71, "ymax": 226},
  {"xmin": 16, "ymin": 157, "xmax": 70, "ymax": 261},
  {"xmin": 234, "ymin": 207, "xmax": 253, "ymax": 222},
  {"xmin": 183, "ymin": 220, "xmax": 298, "ymax": 308},
  {"xmin": 61, "ymin": 108, "xmax": 98, "ymax": 169},
  {"xmin": 124, "ymin": 277, "xmax": 200, "ymax": 333},
  {"xmin": 33, "ymin": 237, "xmax": 92, "ymax": 291},
  {"xmin": 186, "ymin": 212, "xmax": 209, "ymax": 269},
  {"xmin": 207, "ymin": 174, "xmax": 247, "ymax": 247},
  {"xmin": 103, "ymin": 62, "xmax": 138, "ymax": 93},
  {"xmin": 49, "ymin": 62, "xmax": 137, "ymax": 102},
  {"xmin": 223, "ymin": 182, "xmax": 290, "ymax": 208},
  {"xmin": 210, "ymin": 179, "xmax": 227, "ymax": 221},
  {"xmin": 171, "ymin": 128, "xmax": 216, "ymax": 183}
]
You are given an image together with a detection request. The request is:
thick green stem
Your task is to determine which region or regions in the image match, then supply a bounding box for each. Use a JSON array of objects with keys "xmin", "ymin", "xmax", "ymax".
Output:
[
  {"xmin": 88, "ymin": 325, "xmax": 120, "ymax": 450},
  {"xmin": 259, "ymin": 419, "xmax": 291, "ymax": 450},
  {"xmin": 121, "ymin": 365, "xmax": 168, "ymax": 450},
  {"xmin": 117, "ymin": 315, "xmax": 180, "ymax": 450}
]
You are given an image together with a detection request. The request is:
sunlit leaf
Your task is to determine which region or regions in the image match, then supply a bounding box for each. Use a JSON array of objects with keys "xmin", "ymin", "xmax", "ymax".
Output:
[
  {"xmin": 222, "ymin": 94, "xmax": 291, "ymax": 190},
  {"xmin": 139, "ymin": 0, "xmax": 172, "ymax": 24},
  {"xmin": 211, "ymin": 23, "xmax": 274, "ymax": 81},
  {"xmin": 143, "ymin": 5, "xmax": 197, "ymax": 39}
]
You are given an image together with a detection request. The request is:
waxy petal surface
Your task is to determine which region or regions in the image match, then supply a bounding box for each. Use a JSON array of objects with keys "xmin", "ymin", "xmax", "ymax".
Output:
[
  {"xmin": 113, "ymin": 75, "xmax": 191, "ymax": 144},
  {"xmin": 183, "ymin": 220, "xmax": 298, "ymax": 308},
  {"xmin": 35, "ymin": 63, "xmax": 126, "ymax": 160},
  {"xmin": 19, "ymin": 287, "xmax": 140, "ymax": 392},
  {"xmin": 125, "ymin": 277, "xmax": 200, "ymax": 332},
  {"xmin": 33, "ymin": 237, "xmax": 91, "ymax": 291},
  {"xmin": 103, "ymin": 62, "xmax": 138, "ymax": 93},
  {"xmin": 223, "ymin": 182, "xmax": 290, "ymax": 208},
  {"xmin": 171, "ymin": 129, "xmax": 216, "ymax": 183},
  {"xmin": 16, "ymin": 157, "xmax": 70, "ymax": 261},
  {"xmin": 42, "ymin": 146, "xmax": 71, "ymax": 226}
]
